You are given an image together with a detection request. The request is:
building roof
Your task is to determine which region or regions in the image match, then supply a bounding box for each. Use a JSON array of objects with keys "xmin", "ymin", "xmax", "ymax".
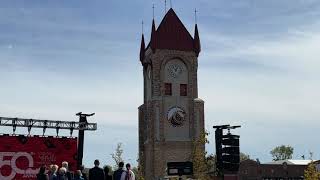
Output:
[
  {"xmin": 265, "ymin": 159, "xmax": 313, "ymax": 165},
  {"xmin": 154, "ymin": 8, "xmax": 194, "ymax": 51},
  {"xmin": 139, "ymin": 8, "xmax": 201, "ymax": 65},
  {"xmin": 146, "ymin": 8, "xmax": 200, "ymax": 54}
]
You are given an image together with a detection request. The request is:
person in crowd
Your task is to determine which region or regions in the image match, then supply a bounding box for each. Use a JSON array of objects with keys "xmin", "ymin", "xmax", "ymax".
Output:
[
  {"xmin": 37, "ymin": 165, "xmax": 49, "ymax": 180},
  {"xmin": 61, "ymin": 161, "xmax": 73, "ymax": 180},
  {"xmin": 47, "ymin": 165, "xmax": 53, "ymax": 178},
  {"xmin": 89, "ymin": 159, "xmax": 105, "ymax": 180},
  {"xmin": 80, "ymin": 165, "xmax": 88, "ymax": 180},
  {"xmin": 49, "ymin": 164, "xmax": 59, "ymax": 180},
  {"xmin": 103, "ymin": 166, "xmax": 113, "ymax": 180},
  {"xmin": 57, "ymin": 167, "xmax": 68, "ymax": 180},
  {"xmin": 120, "ymin": 163, "xmax": 135, "ymax": 180},
  {"xmin": 74, "ymin": 170, "xmax": 84, "ymax": 180},
  {"xmin": 113, "ymin": 162, "xmax": 124, "ymax": 180}
]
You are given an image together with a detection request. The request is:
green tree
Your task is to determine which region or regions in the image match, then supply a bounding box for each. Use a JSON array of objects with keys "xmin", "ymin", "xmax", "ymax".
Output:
[
  {"xmin": 132, "ymin": 167, "xmax": 144, "ymax": 180},
  {"xmin": 270, "ymin": 145, "xmax": 294, "ymax": 161},
  {"xmin": 110, "ymin": 143, "xmax": 124, "ymax": 169},
  {"xmin": 135, "ymin": 153, "xmax": 145, "ymax": 180},
  {"xmin": 192, "ymin": 131, "xmax": 210, "ymax": 180},
  {"xmin": 304, "ymin": 162, "xmax": 320, "ymax": 180},
  {"xmin": 240, "ymin": 152, "xmax": 250, "ymax": 162},
  {"xmin": 205, "ymin": 154, "xmax": 216, "ymax": 175}
]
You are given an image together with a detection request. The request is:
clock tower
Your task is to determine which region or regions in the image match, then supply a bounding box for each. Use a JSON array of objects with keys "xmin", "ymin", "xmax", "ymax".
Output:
[{"xmin": 138, "ymin": 8, "xmax": 205, "ymax": 179}]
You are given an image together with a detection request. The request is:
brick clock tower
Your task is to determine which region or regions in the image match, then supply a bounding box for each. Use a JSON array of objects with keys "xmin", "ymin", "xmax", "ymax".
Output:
[{"xmin": 138, "ymin": 8, "xmax": 205, "ymax": 179}]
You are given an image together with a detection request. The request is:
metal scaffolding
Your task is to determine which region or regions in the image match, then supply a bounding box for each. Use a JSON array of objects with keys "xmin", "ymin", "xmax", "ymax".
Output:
[
  {"xmin": 0, "ymin": 113, "xmax": 97, "ymax": 168},
  {"xmin": 0, "ymin": 116, "xmax": 97, "ymax": 136}
]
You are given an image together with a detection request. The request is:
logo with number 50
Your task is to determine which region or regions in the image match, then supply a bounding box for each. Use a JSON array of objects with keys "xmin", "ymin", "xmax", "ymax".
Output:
[{"xmin": 0, "ymin": 152, "xmax": 38, "ymax": 180}]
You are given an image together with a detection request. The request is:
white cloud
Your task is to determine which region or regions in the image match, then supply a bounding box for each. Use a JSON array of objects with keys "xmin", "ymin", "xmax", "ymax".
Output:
[{"xmin": 201, "ymin": 23, "xmax": 320, "ymax": 75}]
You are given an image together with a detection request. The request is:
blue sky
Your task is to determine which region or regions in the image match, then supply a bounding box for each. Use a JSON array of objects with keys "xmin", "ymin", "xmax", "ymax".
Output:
[{"xmin": 1, "ymin": 0, "xmax": 320, "ymax": 168}]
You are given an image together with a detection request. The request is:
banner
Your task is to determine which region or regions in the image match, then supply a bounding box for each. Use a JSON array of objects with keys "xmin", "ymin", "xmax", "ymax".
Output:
[{"xmin": 0, "ymin": 135, "xmax": 77, "ymax": 180}]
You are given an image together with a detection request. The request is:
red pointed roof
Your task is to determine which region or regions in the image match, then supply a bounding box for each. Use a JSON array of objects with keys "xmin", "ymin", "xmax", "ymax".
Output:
[{"xmin": 149, "ymin": 8, "xmax": 196, "ymax": 52}]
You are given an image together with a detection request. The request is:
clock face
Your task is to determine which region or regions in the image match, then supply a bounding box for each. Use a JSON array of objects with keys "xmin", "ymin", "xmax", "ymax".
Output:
[
  {"xmin": 168, "ymin": 64, "xmax": 182, "ymax": 78},
  {"xmin": 167, "ymin": 107, "xmax": 186, "ymax": 127}
]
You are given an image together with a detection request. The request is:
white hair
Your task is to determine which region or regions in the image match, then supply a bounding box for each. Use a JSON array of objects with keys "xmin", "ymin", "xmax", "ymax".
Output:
[
  {"xmin": 61, "ymin": 161, "xmax": 68, "ymax": 168},
  {"xmin": 59, "ymin": 167, "xmax": 67, "ymax": 174},
  {"xmin": 50, "ymin": 164, "xmax": 59, "ymax": 173}
]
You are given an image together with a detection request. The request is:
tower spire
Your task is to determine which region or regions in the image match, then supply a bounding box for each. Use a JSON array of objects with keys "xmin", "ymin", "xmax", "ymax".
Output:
[
  {"xmin": 142, "ymin": 20, "xmax": 144, "ymax": 34},
  {"xmin": 150, "ymin": 17, "xmax": 157, "ymax": 52},
  {"xmin": 193, "ymin": 23, "xmax": 201, "ymax": 56},
  {"xmin": 152, "ymin": 4, "xmax": 155, "ymax": 19},
  {"xmin": 140, "ymin": 34, "xmax": 145, "ymax": 63},
  {"xmin": 165, "ymin": 0, "xmax": 167, "ymax": 14},
  {"xmin": 140, "ymin": 20, "xmax": 145, "ymax": 63},
  {"xmin": 195, "ymin": 8, "xmax": 198, "ymax": 24},
  {"xmin": 193, "ymin": 9, "xmax": 201, "ymax": 56}
]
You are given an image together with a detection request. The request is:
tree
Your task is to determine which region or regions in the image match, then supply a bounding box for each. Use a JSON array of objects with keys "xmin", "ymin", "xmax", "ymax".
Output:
[
  {"xmin": 240, "ymin": 152, "xmax": 250, "ymax": 162},
  {"xmin": 135, "ymin": 153, "xmax": 145, "ymax": 180},
  {"xmin": 304, "ymin": 162, "xmax": 320, "ymax": 180},
  {"xmin": 192, "ymin": 131, "xmax": 210, "ymax": 180},
  {"xmin": 206, "ymin": 154, "xmax": 216, "ymax": 175},
  {"xmin": 110, "ymin": 143, "xmax": 124, "ymax": 169},
  {"xmin": 131, "ymin": 166, "xmax": 144, "ymax": 180},
  {"xmin": 270, "ymin": 145, "xmax": 294, "ymax": 161}
]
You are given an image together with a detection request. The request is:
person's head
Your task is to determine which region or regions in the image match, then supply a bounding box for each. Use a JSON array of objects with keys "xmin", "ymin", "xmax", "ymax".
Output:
[
  {"xmin": 94, "ymin": 159, "xmax": 100, "ymax": 167},
  {"xmin": 104, "ymin": 166, "xmax": 110, "ymax": 174},
  {"xmin": 125, "ymin": 163, "xmax": 131, "ymax": 170},
  {"xmin": 79, "ymin": 165, "xmax": 85, "ymax": 171},
  {"xmin": 38, "ymin": 165, "xmax": 46, "ymax": 174},
  {"xmin": 61, "ymin": 161, "xmax": 68, "ymax": 169},
  {"xmin": 59, "ymin": 167, "xmax": 67, "ymax": 175},
  {"xmin": 118, "ymin": 162, "xmax": 124, "ymax": 169},
  {"xmin": 48, "ymin": 165, "xmax": 53, "ymax": 173},
  {"xmin": 50, "ymin": 164, "xmax": 59, "ymax": 174},
  {"xmin": 75, "ymin": 170, "xmax": 82, "ymax": 177}
]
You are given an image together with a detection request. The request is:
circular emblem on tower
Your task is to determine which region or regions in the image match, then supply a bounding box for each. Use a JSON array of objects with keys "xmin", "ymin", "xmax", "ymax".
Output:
[{"xmin": 167, "ymin": 107, "xmax": 186, "ymax": 127}]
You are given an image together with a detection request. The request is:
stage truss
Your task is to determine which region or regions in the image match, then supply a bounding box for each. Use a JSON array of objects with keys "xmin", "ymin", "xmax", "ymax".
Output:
[{"xmin": 0, "ymin": 115, "xmax": 97, "ymax": 136}]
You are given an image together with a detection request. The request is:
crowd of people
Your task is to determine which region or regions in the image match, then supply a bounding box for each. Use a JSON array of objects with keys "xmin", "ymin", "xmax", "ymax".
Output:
[{"xmin": 36, "ymin": 160, "xmax": 135, "ymax": 180}]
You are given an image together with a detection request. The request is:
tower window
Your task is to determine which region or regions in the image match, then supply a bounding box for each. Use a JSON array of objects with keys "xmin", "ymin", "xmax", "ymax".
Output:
[
  {"xmin": 180, "ymin": 84, "xmax": 187, "ymax": 96},
  {"xmin": 165, "ymin": 83, "xmax": 172, "ymax": 95}
]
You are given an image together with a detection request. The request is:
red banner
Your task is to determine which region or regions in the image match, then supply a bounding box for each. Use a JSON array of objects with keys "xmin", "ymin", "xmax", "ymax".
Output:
[{"xmin": 0, "ymin": 135, "xmax": 77, "ymax": 180}]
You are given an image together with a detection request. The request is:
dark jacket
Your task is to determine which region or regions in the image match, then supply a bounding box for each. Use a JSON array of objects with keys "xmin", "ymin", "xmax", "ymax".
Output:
[
  {"xmin": 82, "ymin": 172, "xmax": 88, "ymax": 180},
  {"xmin": 89, "ymin": 166, "xmax": 105, "ymax": 180},
  {"xmin": 66, "ymin": 171, "xmax": 73, "ymax": 180},
  {"xmin": 74, "ymin": 175, "xmax": 84, "ymax": 180},
  {"xmin": 37, "ymin": 173, "xmax": 49, "ymax": 180},
  {"xmin": 49, "ymin": 174, "xmax": 58, "ymax": 180},
  {"xmin": 57, "ymin": 174, "xmax": 68, "ymax": 180},
  {"xmin": 113, "ymin": 169, "xmax": 124, "ymax": 180},
  {"xmin": 105, "ymin": 174, "xmax": 112, "ymax": 180}
]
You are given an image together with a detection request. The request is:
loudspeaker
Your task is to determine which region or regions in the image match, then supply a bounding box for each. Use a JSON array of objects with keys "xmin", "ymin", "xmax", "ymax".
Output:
[
  {"xmin": 44, "ymin": 139, "xmax": 56, "ymax": 148},
  {"xmin": 17, "ymin": 135, "xmax": 28, "ymax": 144}
]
